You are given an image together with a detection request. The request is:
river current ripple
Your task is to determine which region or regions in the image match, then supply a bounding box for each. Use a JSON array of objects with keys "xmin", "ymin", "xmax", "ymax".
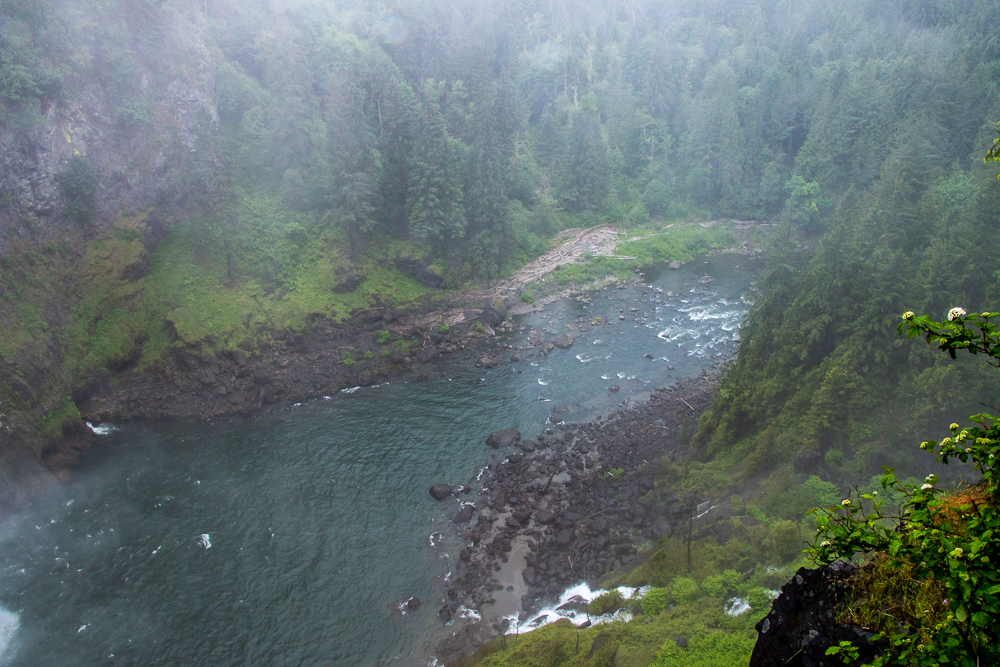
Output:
[{"xmin": 0, "ymin": 255, "xmax": 760, "ymax": 666}]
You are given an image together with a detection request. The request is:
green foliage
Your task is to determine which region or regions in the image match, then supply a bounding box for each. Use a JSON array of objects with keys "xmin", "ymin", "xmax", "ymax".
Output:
[
  {"xmin": 826, "ymin": 640, "xmax": 861, "ymax": 664},
  {"xmin": 746, "ymin": 588, "xmax": 778, "ymax": 613},
  {"xmin": 701, "ymin": 571, "xmax": 741, "ymax": 599},
  {"xmin": 811, "ymin": 310, "xmax": 1000, "ymax": 666},
  {"xmin": 520, "ymin": 290, "xmax": 535, "ymax": 305},
  {"xmin": 376, "ymin": 330, "xmax": 391, "ymax": 345},
  {"xmin": 770, "ymin": 521, "xmax": 804, "ymax": 562},
  {"xmin": 362, "ymin": 350, "xmax": 373, "ymax": 360},
  {"xmin": 587, "ymin": 589, "xmax": 624, "ymax": 616},
  {"xmin": 640, "ymin": 588, "xmax": 669, "ymax": 617},
  {"xmin": 436, "ymin": 324, "xmax": 450, "ymax": 335},
  {"xmin": 475, "ymin": 323, "xmax": 484, "ymax": 333},
  {"xmin": 670, "ymin": 578, "xmax": 703, "ymax": 605},
  {"xmin": 60, "ymin": 156, "xmax": 98, "ymax": 225}
]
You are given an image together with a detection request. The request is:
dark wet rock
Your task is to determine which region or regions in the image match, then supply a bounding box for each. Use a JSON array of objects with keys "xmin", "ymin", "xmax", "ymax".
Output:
[
  {"xmin": 555, "ymin": 529, "xmax": 575, "ymax": 546},
  {"xmin": 552, "ymin": 333, "xmax": 575, "ymax": 349},
  {"xmin": 395, "ymin": 257, "xmax": 444, "ymax": 287},
  {"xmin": 486, "ymin": 428, "xmax": 521, "ymax": 448},
  {"xmin": 460, "ymin": 548, "xmax": 471, "ymax": 561},
  {"xmin": 608, "ymin": 385, "xmax": 620, "ymax": 392},
  {"xmin": 520, "ymin": 440, "xmax": 537, "ymax": 452},
  {"xmin": 251, "ymin": 369, "xmax": 274, "ymax": 385},
  {"xmin": 415, "ymin": 346, "xmax": 440, "ymax": 363},
  {"xmin": 512, "ymin": 509, "xmax": 531, "ymax": 524},
  {"xmin": 644, "ymin": 354, "xmax": 654, "ymax": 360},
  {"xmin": 577, "ymin": 620, "xmax": 592, "ymax": 629},
  {"xmin": 535, "ymin": 509, "xmax": 557, "ymax": 525},
  {"xmin": 590, "ymin": 516, "xmax": 611, "ymax": 534},
  {"xmin": 668, "ymin": 260, "xmax": 682, "ymax": 269},
  {"xmin": 407, "ymin": 597, "xmax": 421, "ymax": 610},
  {"xmin": 522, "ymin": 567, "xmax": 537, "ymax": 585},
  {"xmin": 477, "ymin": 355, "xmax": 498, "ymax": 368},
  {"xmin": 552, "ymin": 405, "xmax": 572, "ymax": 414},
  {"xmin": 675, "ymin": 635, "xmax": 688, "ymax": 649},
  {"xmin": 510, "ymin": 353, "xmax": 522, "ymax": 362},
  {"xmin": 749, "ymin": 563, "xmax": 882, "ymax": 667},
  {"xmin": 429, "ymin": 484, "xmax": 453, "ymax": 500},
  {"xmin": 454, "ymin": 505, "xmax": 475, "ymax": 523}
]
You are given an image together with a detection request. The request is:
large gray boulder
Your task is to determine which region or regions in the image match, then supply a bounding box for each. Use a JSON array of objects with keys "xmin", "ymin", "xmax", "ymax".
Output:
[
  {"xmin": 429, "ymin": 484, "xmax": 452, "ymax": 500},
  {"xmin": 485, "ymin": 428, "xmax": 520, "ymax": 448},
  {"xmin": 552, "ymin": 333, "xmax": 575, "ymax": 349}
]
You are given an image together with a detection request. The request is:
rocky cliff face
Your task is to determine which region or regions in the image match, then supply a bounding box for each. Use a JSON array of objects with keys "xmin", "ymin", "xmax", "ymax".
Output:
[
  {"xmin": 749, "ymin": 564, "xmax": 884, "ymax": 667},
  {"xmin": 0, "ymin": 3, "xmax": 219, "ymax": 510},
  {"xmin": 0, "ymin": 5, "xmax": 216, "ymax": 248}
]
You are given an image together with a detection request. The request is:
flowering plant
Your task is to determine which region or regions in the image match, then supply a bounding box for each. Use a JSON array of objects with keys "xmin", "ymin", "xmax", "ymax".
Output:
[{"xmin": 809, "ymin": 311, "xmax": 1000, "ymax": 666}]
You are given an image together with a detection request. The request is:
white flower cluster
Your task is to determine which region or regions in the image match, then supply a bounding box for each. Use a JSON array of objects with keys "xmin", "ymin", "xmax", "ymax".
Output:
[{"xmin": 948, "ymin": 307, "xmax": 966, "ymax": 321}]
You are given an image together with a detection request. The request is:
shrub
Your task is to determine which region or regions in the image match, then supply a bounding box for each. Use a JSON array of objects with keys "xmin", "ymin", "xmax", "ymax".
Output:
[
  {"xmin": 363, "ymin": 350, "xmax": 373, "ymax": 359},
  {"xmin": 587, "ymin": 590, "xmax": 624, "ymax": 616},
  {"xmin": 376, "ymin": 330, "xmax": 390, "ymax": 344},
  {"xmin": 702, "ymin": 570, "xmax": 741, "ymax": 598},
  {"xmin": 475, "ymin": 322, "xmax": 484, "ymax": 333},
  {"xmin": 640, "ymin": 587, "xmax": 669, "ymax": 617},
  {"xmin": 809, "ymin": 310, "xmax": 1000, "ymax": 666},
  {"xmin": 437, "ymin": 324, "xmax": 450, "ymax": 334},
  {"xmin": 746, "ymin": 587, "xmax": 777, "ymax": 612},
  {"xmin": 520, "ymin": 289, "xmax": 535, "ymax": 304},
  {"xmin": 670, "ymin": 577, "xmax": 702, "ymax": 605},
  {"xmin": 770, "ymin": 521, "xmax": 803, "ymax": 562}
]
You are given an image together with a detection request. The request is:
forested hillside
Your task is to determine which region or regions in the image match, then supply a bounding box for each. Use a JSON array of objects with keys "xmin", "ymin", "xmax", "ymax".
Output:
[{"xmin": 2, "ymin": 0, "xmax": 1000, "ymax": 507}]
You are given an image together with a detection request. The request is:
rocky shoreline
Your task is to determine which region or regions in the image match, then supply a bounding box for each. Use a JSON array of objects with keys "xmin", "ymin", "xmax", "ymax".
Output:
[{"xmin": 428, "ymin": 372, "xmax": 723, "ymax": 663}]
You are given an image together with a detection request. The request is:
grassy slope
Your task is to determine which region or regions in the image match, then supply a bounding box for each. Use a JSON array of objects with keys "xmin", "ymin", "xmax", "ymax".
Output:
[{"xmin": 0, "ymin": 197, "xmax": 437, "ymax": 450}]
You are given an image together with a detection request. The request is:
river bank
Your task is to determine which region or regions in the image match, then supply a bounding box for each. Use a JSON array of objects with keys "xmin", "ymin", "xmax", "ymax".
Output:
[{"xmin": 429, "ymin": 372, "xmax": 719, "ymax": 664}]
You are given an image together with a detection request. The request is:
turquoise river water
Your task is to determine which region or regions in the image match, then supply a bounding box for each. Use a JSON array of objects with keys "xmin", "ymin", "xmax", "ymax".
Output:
[{"xmin": 0, "ymin": 255, "xmax": 760, "ymax": 666}]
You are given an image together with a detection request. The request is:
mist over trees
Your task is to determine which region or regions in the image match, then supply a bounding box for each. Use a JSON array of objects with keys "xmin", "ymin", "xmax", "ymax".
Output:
[
  {"xmin": 3, "ymin": 0, "xmax": 1000, "ymax": 474},
  {"xmin": 4, "ymin": 0, "xmax": 997, "ymax": 283}
]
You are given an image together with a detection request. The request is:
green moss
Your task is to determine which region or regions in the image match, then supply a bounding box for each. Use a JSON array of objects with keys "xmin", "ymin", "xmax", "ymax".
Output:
[{"xmin": 38, "ymin": 396, "xmax": 81, "ymax": 437}]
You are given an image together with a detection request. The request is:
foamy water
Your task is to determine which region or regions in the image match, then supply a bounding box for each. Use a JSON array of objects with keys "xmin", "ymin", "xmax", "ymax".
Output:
[
  {"xmin": 503, "ymin": 582, "xmax": 651, "ymax": 633},
  {"xmin": 0, "ymin": 607, "xmax": 18, "ymax": 663}
]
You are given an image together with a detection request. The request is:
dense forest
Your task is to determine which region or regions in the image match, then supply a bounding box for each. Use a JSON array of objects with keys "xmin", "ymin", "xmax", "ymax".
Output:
[
  {"xmin": 2, "ymin": 0, "xmax": 1000, "ymax": 664},
  {"xmin": 4, "ymin": 0, "xmax": 999, "ymax": 432}
]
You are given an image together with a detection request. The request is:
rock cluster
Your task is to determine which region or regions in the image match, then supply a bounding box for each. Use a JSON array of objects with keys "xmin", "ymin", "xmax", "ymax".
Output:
[{"xmin": 433, "ymin": 375, "xmax": 721, "ymax": 661}]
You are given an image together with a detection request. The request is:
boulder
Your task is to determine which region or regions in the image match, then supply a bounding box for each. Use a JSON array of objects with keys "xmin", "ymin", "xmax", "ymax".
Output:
[
  {"xmin": 520, "ymin": 440, "xmax": 537, "ymax": 452},
  {"xmin": 608, "ymin": 385, "xmax": 620, "ymax": 393},
  {"xmin": 552, "ymin": 333, "xmax": 575, "ymax": 349},
  {"xmin": 534, "ymin": 509, "xmax": 557, "ymax": 525},
  {"xmin": 453, "ymin": 505, "xmax": 475, "ymax": 523},
  {"xmin": 668, "ymin": 260, "xmax": 682, "ymax": 269},
  {"xmin": 552, "ymin": 405, "xmax": 572, "ymax": 414},
  {"xmin": 415, "ymin": 346, "xmax": 439, "ymax": 363},
  {"xmin": 555, "ymin": 529, "xmax": 575, "ymax": 546},
  {"xmin": 251, "ymin": 369, "xmax": 273, "ymax": 385},
  {"xmin": 395, "ymin": 257, "xmax": 444, "ymax": 287},
  {"xmin": 512, "ymin": 509, "xmax": 532, "ymax": 524},
  {"xmin": 429, "ymin": 484, "xmax": 453, "ymax": 500},
  {"xmin": 407, "ymin": 597, "xmax": 421, "ymax": 610},
  {"xmin": 486, "ymin": 428, "xmax": 521, "ymax": 448},
  {"xmin": 477, "ymin": 355, "xmax": 498, "ymax": 368},
  {"xmin": 510, "ymin": 353, "xmax": 522, "ymax": 362},
  {"xmin": 522, "ymin": 567, "xmax": 538, "ymax": 585}
]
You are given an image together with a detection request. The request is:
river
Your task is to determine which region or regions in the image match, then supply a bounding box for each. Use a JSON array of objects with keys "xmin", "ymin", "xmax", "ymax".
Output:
[{"xmin": 0, "ymin": 254, "xmax": 760, "ymax": 666}]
